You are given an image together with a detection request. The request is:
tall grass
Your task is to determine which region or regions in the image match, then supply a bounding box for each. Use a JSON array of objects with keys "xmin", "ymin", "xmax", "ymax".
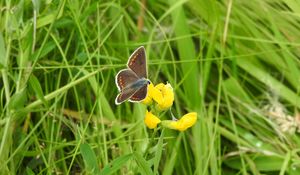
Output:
[{"xmin": 1, "ymin": 0, "xmax": 300, "ymax": 174}]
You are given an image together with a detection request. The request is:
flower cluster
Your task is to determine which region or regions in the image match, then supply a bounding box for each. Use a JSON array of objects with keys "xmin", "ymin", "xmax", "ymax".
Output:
[
  {"xmin": 142, "ymin": 82, "xmax": 197, "ymax": 131},
  {"xmin": 142, "ymin": 83, "xmax": 174, "ymax": 110}
]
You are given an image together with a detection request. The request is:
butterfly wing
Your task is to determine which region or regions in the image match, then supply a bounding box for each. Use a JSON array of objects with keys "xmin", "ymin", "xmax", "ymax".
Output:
[
  {"xmin": 127, "ymin": 46, "xmax": 147, "ymax": 78},
  {"xmin": 115, "ymin": 89, "xmax": 138, "ymax": 104},
  {"xmin": 129, "ymin": 84, "xmax": 148, "ymax": 102},
  {"xmin": 115, "ymin": 69, "xmax": 139, "ymax": 91},
  {"xmin": 115, "ymin": 46, "xmax": 149, "ymax": 105}
]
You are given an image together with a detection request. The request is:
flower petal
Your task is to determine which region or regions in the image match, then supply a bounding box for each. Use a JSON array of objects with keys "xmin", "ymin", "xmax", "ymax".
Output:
[
  {"xmin": 150, "ymin": 84, "xmax": 164, "ymax": 104},
  {"xmin": 178, "ymin": 112, "xmax": 197, "ymax": 129},
  {"xmin": 144, "ymin": 110, "xmax": 161, "ymax": 129},
  {"xmin": 161, "ymin": 112, "xmax": 197, "ymax": 131},
  {"xmin": 155, "ymin": 83, "xmax": 174, "ymax": 110},
  {"xmin": 141, "ymin": 83, "xmax": 155, "ymax": 105}
]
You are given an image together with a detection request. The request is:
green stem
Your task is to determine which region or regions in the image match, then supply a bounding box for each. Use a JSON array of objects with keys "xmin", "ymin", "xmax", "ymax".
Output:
[
  {"xmin": 143, "ymin": 128, "xmax": 159, "ymax": 159},
  {"xmin": 0, "ymin": 20, "xmax": 11, "ymax": 168},
  {"xmin": 0, "ymin": 69, "xmax": 11, "ymax": 159}
]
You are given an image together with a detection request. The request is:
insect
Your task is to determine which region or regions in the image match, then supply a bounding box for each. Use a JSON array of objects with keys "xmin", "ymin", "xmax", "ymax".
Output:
[{"xmin": 115, "ymin": 46, "xmax": 150, "ymax": 105}]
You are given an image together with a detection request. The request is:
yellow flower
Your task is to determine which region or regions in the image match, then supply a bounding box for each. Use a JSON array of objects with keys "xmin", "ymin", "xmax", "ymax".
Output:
[
  {"xmin": 161, "ymin": 112, "xmax": 197, "ymax": 131},
  {"xmin": 154, "ymin": 83, "xmax": 174, "ymax": 110},
  {"xmin": 142, "ymin": 83, "xmax": 156, "ymax": 105},
  {"xmin": 144, "ymin": 110, "xmax": 161, "ymax": 129},
  {"xmin": 142, "ymin": 82, "xmax": 174, "ymax": 111}
]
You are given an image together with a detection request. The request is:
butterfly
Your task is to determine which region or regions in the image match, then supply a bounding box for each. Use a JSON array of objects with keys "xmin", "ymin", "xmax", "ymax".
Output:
[{"xmin": 115, "ymin": 46, "xmax": 150, "ymax": 105}]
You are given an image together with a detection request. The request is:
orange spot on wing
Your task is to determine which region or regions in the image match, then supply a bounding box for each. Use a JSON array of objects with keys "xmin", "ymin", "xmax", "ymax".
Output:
[
  {"xmin": 118, "ymin": 76, "xmax": 125, "ymax": 89},
  {"xmin": 129, "ymin": 54, "xmax": 138, "ymax": 66}
]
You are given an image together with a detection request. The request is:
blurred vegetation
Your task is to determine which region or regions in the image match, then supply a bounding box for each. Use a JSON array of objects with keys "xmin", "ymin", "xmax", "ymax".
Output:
[{"xmin": 1, "ymin": 0, "xmax": 300, "ymax": 174}]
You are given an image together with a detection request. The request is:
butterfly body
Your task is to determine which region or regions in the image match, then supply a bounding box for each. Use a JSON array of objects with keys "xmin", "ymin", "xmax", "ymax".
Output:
[
  {"xmin": 124, "ymin": 78, "xmax": 149, "ymax": 91},
  {"xmin": 115, "ymin": 46, "xmax": 149, "ymax": 105}
]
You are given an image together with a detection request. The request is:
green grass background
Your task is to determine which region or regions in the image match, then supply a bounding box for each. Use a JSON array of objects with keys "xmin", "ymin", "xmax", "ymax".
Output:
[{"xmin": 1, "ymin": 0, "xmax": 300, "ymax": 174}]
